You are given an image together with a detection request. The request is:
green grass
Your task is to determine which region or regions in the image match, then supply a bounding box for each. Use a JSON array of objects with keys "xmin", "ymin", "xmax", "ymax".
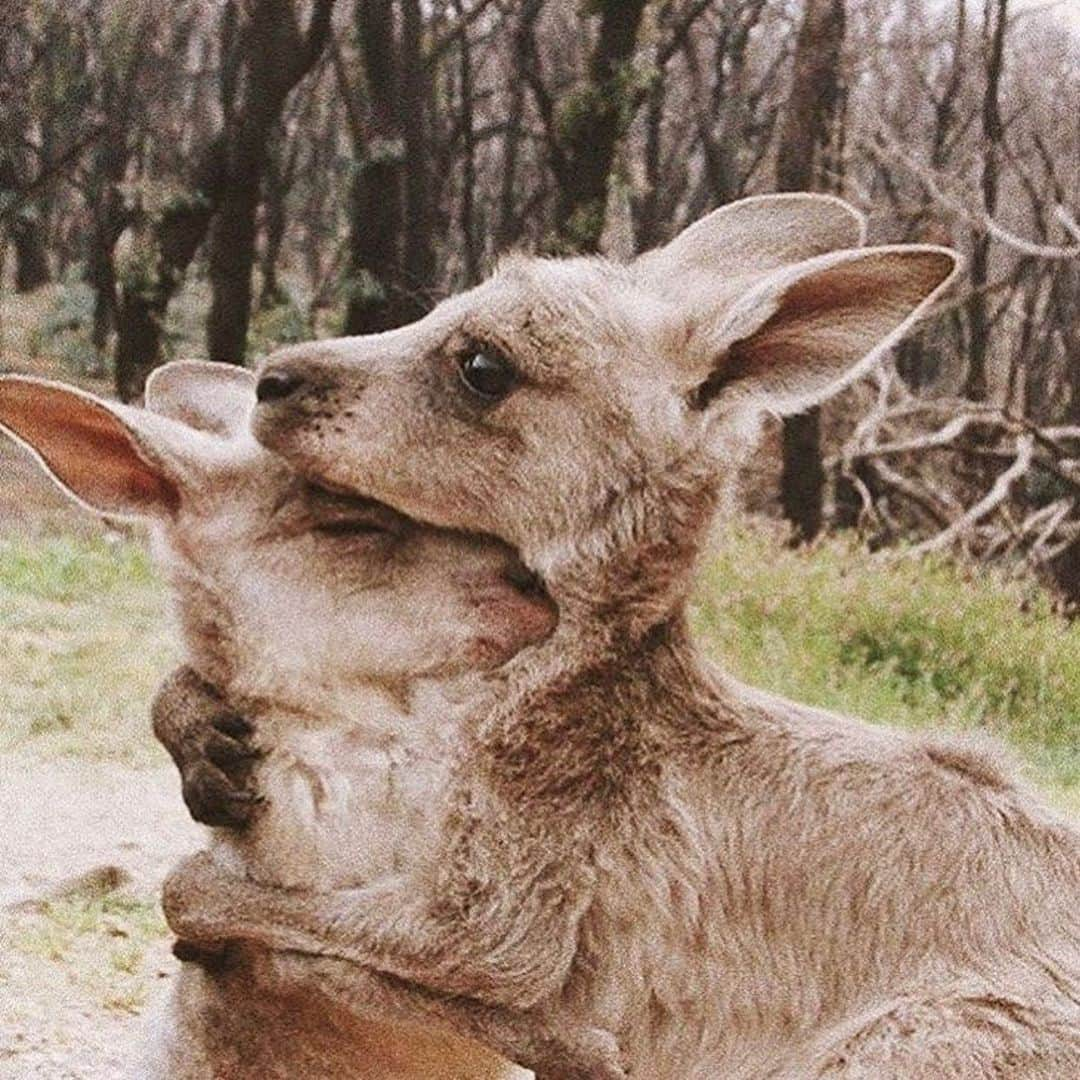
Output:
[
  {"xmin": 14, "ymin": 892, "xmax": 169, "ymax": 1014},
  {"xmin": 692, "ymin": 526, "xmax": 1080, "ymax": 814},
  {"xmin": 0, "ymin": 533, "xmax": 178, "ymax": 765},
  {"xmin": 0, "ymin": 526, "xmax": 1076, "ymax": 815}
]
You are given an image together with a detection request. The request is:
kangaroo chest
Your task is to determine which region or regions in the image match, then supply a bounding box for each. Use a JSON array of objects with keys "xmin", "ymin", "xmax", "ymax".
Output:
[{"xmin": 214, "ymin": 694, "xmax": 451, "ymax": 891}]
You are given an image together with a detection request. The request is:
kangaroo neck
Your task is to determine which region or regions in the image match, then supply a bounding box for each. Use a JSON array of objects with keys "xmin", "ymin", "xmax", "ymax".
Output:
[{"xmin": 475, "ymin": 609, "xmax": 730, "ymax": 815}]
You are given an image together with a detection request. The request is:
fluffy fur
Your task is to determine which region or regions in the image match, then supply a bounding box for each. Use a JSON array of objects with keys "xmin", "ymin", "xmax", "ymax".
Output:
[
  {"xmin": 0, "ymin": 364, "xmax": 542, "ymax": 1079},
  {"xmin": 164, "ymin": 193, "xmax": 1080, "ymax": 1077}
]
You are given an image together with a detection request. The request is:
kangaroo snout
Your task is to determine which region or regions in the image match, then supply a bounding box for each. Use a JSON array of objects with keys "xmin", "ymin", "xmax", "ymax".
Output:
[
  {"xmin": 251, "ymin": 338, "xmax": 426, "ymax": 507},
  {"xmin": 254, "ymin": 352, "xmax": 346, "ymax": 408},
  {"xmin": 255, "ymin": 369, "xmax": 305, "ymax": 403},
  {"xmin": 252, "ymin": 351, "xmax": 362, "ymax": 463}
]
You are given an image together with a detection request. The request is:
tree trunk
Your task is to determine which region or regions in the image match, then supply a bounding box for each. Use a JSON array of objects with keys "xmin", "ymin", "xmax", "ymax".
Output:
[
  {"xmin": 400, "ymin": 0, "xmax": 436, "ymax": 309},
  {"xmin": 114, "ymin": 291, "xmax": 169, "ymax": 402},
  {"xmin": 632, "ymin": 67, "xmax": 668, "ymax": 251},
  {"xmin": 341, "ymin": 0, "xmax": 410, "ymax": 335},
  {"xmin": 344, "ymin": 157, "xmax": 409, "ymax": 334},
  {"xmin": 114, "ymin": 0, "xmax": 334, "ymax": 397},
  {"xmin": 87, "ymin": 175, "xmax": 132, "ymax": 354},
  {"xmin": 963, "ymin": 0, "xmax": 1008, "ymax": 402},
  {"xmin": 86, "ymin": 7, "xmax": 172, "ymax": 362},
  {"xmin": 88, "ymin": 233, "xmax": 118, "ymax": 354},
  {"xmin": 496, "ymin": 70, "xmax": 526, "ymax": 252},
  {"xmin": 782, "ymin": 411, "xmax": 827, "ymax": 539},
  {"xmin": 258, "ymin": 127, "xmax": 291, "ymax": 309},
  {"xmin": 205, "ymin": 184, "xmax": 261, "ymax": 361},
  {"xmin": 205, "ymin": 0, "xmax": 335, "ymax": 362},
  {"xmin": 497, "ymin": 0, "xmax": 545, "ymax": 252},
  {"xmin": 455, "ymin": 0, "xmax": 480, "ymax": 285},
  {"xmin": 114, "ymin": 189, "xmax": 218, "ymax": 400},
  {"xmin": 10, "ymin": 213, "xmax": 50, "ymax": 292},
  {"xmin": 774, "ymin": 0, "xmax": 846, "ymax": 543},
  {"xmin": 1045, "ymin": 539, "xmax": 1080, "ymax": 614},
  {"xmin": 548, "ymin": 0, "xmax": 648, "ymax": 253}
]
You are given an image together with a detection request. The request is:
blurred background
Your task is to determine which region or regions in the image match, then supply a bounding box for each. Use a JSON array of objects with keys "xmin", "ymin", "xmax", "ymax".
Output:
[{"xmin": 0, "ymin": 1, "xmax": 1078, "ymax": 1076}]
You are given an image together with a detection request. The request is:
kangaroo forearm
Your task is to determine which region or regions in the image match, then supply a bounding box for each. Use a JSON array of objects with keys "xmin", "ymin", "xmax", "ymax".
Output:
[{"xmin": 164, "ymin": 852, "xmax": 579, "ymax": 1008}]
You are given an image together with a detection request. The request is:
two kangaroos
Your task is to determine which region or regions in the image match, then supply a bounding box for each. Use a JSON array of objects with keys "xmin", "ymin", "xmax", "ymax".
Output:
[
  {"xmin": 160, "ymin": 193, "xmax": 1080, "ymax": 1078},
  {"xmin": 0, "ymin": 363, "xmax": 543, "ymax": 1078}
]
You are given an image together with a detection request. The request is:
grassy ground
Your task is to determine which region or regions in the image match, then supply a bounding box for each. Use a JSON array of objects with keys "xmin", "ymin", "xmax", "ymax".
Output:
[
  {"xmin": 693, "ymin": 526, "xmax": 1080, "ymax": 815},
  {"xmin": 0, "ymin": 521, "xmax": 186, "ymax": 1075},
  {"xmin": 13, "ymin": 891, "xmax": 168, "ymax": 1015},
  {"xmin": 0, "ymin": 533, "xmax": 178, "ymax": 766}
]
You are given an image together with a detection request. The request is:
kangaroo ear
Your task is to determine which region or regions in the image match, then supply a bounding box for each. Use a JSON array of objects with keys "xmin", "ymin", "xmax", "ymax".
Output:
[
  {"xmin": 637, "ymin": 193, "xmax": 866, "ymax": 296},
  {"xmin": 145, "ymin": 361, "xmax": 255, "ymax": 438},
  {"xmin": 0, "ymin": 376, "xmax": 209, "ymax": 518},
  {"xmin": 687, "ymin": 245, "xmax": 960, "ymax": 415}
]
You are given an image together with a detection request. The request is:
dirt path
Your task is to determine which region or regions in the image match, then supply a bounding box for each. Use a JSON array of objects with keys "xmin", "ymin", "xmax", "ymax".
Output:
[{"xmin": 0, "ymin": 754, "xmax": 201, "ymax": 1078}]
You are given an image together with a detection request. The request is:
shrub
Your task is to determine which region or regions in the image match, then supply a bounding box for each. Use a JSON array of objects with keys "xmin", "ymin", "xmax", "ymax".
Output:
[
  {"xmin": 28, "ymin": 271, "xmax": 102, "ymax": 376},
  {"xmin": 693, "ymin": 525, "xmax": 1080, "ymax": 803},
  {"xmin": 247, "ymin": 295, "xmax": 310, "ymax": 357}
]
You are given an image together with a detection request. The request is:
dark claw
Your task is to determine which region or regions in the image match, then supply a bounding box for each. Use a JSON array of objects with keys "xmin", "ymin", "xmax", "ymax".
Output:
[
  {"xmin": 205, "ymin": 729, "xmax": 263, "ymax": 771},
  {"xmin": 153, "ymin": 667, "xmax": 265, "ymax": 831},
  {"xmin": 172, "ymin": 938, "xmax": 230, "ymax": 971},
  {"xmin": 213, "ymin": 714, "xmax": 254, "ymax": 740},
  {"xmin": 181, "ymin": 762, "xmax": 264, "ymax": 829}
]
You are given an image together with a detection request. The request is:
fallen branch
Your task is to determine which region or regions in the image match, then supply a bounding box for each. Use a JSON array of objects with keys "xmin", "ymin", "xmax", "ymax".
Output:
[{"xmin": 901, "ymin": 434, "xmax": 1036, "ymax": 557}]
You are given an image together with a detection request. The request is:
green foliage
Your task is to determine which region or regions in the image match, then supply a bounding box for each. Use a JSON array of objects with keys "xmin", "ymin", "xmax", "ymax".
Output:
[
  {"xmin": 26, "ymin": 893, "xmax": 165, "ymax": 953},
  {"xmin": 0, "ymin": 534, "xmax": 156, "ymax": 600},
  {"xmin": 41, "ymin": 271, "xmax": 94, "ymax": 331},
  {"xmin": 546, "ymin": 201, "xmax": 609, "ymax": 254},
  {"xmin": 0, "ymin": 534, "xmax": 177, "ymax": 764},
  {"xmin": 556, "ymin": 58, "xmax": 654, "ymax": 149},
  {"xmin": 117, "ymin": 233, "xmax": 163, "ymax": 304},
  {"xmin": 248, "ymin": 295, "xmax": 311, "ymax": 356},
  {"xmin": 692, "ymin": 526, "xmax": 1080, "ymax": 807},
  {"xmin": 339, "ymin": 268, "xmax": 388, "ymax": 307},
  {"xmin": 27, "ymin": 271, "xmax": 101, "ymax": 375},
  {"xmin": 162, "ymin": 276, "xmax": 211, "ymax": 360}
]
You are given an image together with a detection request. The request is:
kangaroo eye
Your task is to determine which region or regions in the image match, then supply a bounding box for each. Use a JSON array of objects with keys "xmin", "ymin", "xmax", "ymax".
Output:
[{"xmin": 459, "ymin": 349, "xmax": 517, "ymax": 401}]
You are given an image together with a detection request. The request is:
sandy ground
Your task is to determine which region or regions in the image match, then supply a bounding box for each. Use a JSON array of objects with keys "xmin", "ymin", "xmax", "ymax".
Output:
[
  {"xmin": 0, "ymin": 419, "xmax": 190, "ymax": 1076},
  {"xmin": 0, "ymin": 755, "xmax": 201, "ymax": 1079}
]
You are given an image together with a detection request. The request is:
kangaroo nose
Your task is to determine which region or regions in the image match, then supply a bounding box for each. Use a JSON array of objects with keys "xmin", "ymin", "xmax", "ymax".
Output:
[{"xmin": 255, "ymin": 371, "xmax": 304, "ymax": 403}]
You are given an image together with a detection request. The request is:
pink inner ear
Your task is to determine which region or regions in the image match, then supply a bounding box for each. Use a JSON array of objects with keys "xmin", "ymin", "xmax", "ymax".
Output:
[
  {"xmin": 0, "ymin": 382, "xmax": 179, "ymax": 514},
  {"xmin": 700, "ymin": 249, "xmax": 956, "ymax": 410},
  {"xmin": 462, "ymin": 574, "xmax": 559, "ymax": 668}
]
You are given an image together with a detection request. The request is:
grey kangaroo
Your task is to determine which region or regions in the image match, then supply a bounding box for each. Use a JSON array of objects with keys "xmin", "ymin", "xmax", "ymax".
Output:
[
  {"xmin": 163, "ymin": 194, "xmax": 1080, "ymax": 1078},
  {"xmin": 0, "ymin": 363, "xmax": 566, "ymax": 1078}
]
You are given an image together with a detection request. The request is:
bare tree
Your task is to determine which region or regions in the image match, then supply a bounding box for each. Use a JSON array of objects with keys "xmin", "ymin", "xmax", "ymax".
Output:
[
  {"xmin": 522, "ymin": 0, "xmax": 649, "ymax": 253},
  {"xmin": 113, "ymin": 0, "xmax": 334, "ymax": 399},
  {"xmin": 204, "ymin": 0, "xmax": 336, "ymax": 363},
  {"xmin": 774, "ymin": 0, "xmax": 847, "ymax": 542},
  {"xmin": 963, "ymin": 0, "xmax": 1008, "ymax": 402}
]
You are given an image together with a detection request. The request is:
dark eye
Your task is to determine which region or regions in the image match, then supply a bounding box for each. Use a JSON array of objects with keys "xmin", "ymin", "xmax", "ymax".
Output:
[{"xmin": 458, "ymin": 349, "xmax": 517, "ymax": 401}]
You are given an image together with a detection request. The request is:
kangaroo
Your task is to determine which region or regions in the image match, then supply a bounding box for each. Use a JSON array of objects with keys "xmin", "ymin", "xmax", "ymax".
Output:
[
  {"xmin": 0, "ymin": 363, "xmax": 572, "ymax": 1079},
  {"xmin": 161, "ymin": 192, "xmax": 1080, "ymax": 1078}
]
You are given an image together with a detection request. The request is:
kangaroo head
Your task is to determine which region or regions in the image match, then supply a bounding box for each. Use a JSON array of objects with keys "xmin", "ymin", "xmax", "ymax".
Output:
[
  {"xmin": 0, "ymin": 364, "xmax": 555, "ymax": 710},
  {"xmin": 250, "ymin": 194, "xmax": 956, "ymax": 630}
]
